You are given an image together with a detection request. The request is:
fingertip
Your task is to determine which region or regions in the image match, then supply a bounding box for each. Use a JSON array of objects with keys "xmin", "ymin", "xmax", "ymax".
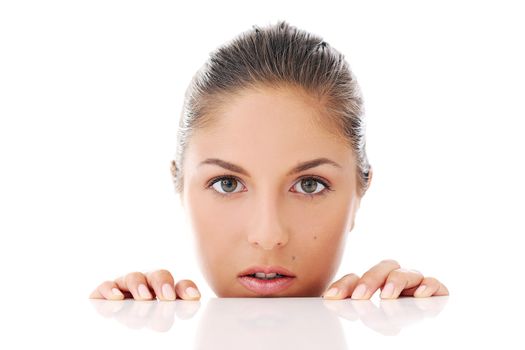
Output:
[
  {"xmin": 351, "ymin": 284, "xmax": 368, "ymax": 299},
  {"xmin": 174, "ymin": 280, "xmax": 201, "ymax": 300},
  {"xmin": 414, "ymin": 284, "xmax": 431, "ymax": 298},
  {"xmin": 442, "ymin": 284, "xmax": 450, "ymax": 295},
  {"xmin": 109, "ymin": 288, "xmax": 124, "ymax": 299},
  {"xmin": 322, "ymin": 287, "xmax": 340, "ymax": 299},
  {"xmin": 89, "ymin": 288, "xmax": 104, "ymax": 299},
  {"xmin": 184, "ymin": 286, "xmax": 201, "ymax": 300},
  {"xmin": 161, "ymin": 283, "xmax": 176, "ymax": 301}
]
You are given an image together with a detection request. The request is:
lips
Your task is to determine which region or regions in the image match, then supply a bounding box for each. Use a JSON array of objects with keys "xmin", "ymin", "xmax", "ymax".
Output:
[
  {"xmin": 237, "ymin": 265, "xmax": 297, "ymax": 295},
  {"xmin": 238, "ymin": 274, "xmax": 296, "ymax": 295},
  {"xmin": 238, "ymin": 265, "xmax": 296, "ymax": 277}
]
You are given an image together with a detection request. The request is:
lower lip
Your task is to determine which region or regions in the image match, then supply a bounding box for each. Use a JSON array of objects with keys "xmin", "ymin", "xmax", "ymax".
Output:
[{"xmin": 238, "ymin": 275, "xmax": 296, "ymax": 295}]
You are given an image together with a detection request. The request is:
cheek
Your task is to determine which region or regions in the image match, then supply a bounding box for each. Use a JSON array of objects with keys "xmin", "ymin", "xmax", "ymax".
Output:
[
  {"xmin": 289, "ymin": 192, "xmax": 353, "ymax": 239},
  {"xmin": 190, "ymin": 200, "xmax": 242, "ymax": 236},
  {"xmin": 187, "ymin": 190, "xmax": 241, "ymax": 270},
  {"xmin": 294, "ymin": 229, "xmax": 347, "ymax": 296},
  {"xmin": 187, "ymin": 192, "xmax": 220, "ymax": 257},
  {"xmin": 288, "ymin": 196, "xmax": 353, "ymax": 285}
]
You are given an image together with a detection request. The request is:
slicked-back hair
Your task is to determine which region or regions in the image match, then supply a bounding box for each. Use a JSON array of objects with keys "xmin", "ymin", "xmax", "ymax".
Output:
[{"xmin": 171, "ymin": 20, "xmax": 371, "ymax": 197}]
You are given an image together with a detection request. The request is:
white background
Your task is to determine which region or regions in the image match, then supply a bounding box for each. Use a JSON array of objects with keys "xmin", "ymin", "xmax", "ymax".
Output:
[{"xmin": 1, "ymin": 0, "xmax": 524, "ymax": 346}]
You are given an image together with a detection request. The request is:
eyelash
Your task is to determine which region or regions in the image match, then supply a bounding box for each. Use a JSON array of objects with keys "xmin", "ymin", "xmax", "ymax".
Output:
[{"xmin": 205, "ymin": 174, "xmax": 333, "ymax": 199}]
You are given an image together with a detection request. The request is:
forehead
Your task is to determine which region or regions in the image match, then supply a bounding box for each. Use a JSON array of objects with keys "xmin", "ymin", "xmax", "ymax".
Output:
[{"xmin": 185, "ymin": 86, "xmax": 354, "ymax": 171}]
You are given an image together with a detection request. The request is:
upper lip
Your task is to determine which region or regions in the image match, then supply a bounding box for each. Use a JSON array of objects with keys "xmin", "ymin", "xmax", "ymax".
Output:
[{"xmin": 238, "ymin": 265, "xmax": 296, "ymax": 277}]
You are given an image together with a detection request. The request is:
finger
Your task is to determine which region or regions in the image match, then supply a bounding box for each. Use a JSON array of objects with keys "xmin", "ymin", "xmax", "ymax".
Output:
[
  {"xmin": 379, "ymin": 268, "xmax": 424, "ymax": 299},
  {"xmin": 351, "ymin": 259, "xmax": 401, "ymax": 300},
  {"xmin": 145, "ymin": 269, "xmax": 176, "ymax": 301},
  {"xmin": 322, "ymin": 273, "xmax": 360, "ymax": 299},
  {"xmin": 115, "ymin": 272, "xmax": 154, "ymax": 300},
  {"xmin": 89, "ymin": 280, "xmax": 125, "ymax": 300},
  {"xmin": 433, "ymin": 280, "xmax": 450, "ymax": 296},
  {"xmin": 408, "ymin": 277, "xmax": 449, "ymax": 298},
  {"xmin": 174, "ymin": 279, "xmax": 201, "ymax": 300}
]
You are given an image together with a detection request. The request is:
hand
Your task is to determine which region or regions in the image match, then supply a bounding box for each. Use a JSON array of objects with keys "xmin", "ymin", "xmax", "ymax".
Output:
[
  {"xmin": 88, "ymin": 269, "xmax": 201, "ymax": 301},
  {"xmin": 322, "ymin": 259, "xmax": 449, "ymax": 300}
]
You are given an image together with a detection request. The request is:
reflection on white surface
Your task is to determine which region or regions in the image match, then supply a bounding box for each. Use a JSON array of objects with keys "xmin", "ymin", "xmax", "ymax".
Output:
[
  {"xmin": 90, "ymin": 297, "xmax": 201, "ymax": 332},
  {"xmin": 90, "ymin": 296, "xmax": 448, "ymax": 348}
]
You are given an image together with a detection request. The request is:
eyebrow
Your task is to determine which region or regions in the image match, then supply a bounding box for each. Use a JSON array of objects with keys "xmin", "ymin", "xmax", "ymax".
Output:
[{"xmin": 198, "ymin": 157, "xmax": 342, "ymax": 177}]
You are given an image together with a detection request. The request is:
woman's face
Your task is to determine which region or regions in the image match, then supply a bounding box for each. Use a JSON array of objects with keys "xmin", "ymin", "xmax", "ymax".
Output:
[{"xmin": 180, "ymin": 86, "xmax": 367, "ymax": 297}]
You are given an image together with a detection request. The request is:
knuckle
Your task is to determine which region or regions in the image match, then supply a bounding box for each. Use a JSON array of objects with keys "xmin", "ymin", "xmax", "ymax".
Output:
[
  {"xmin": 395, "ymin": 268, "xmax": 411, "ymax": 273},
  {"xmin": 342, "ymin": 273, "xmax": 360, "ymax": 281},
  {"xmin": 381, "ymin": 259, "xmax": 401, "ymax": 268},
  {"xmin": 125, "ymin": 271, "xmax": 145, "ymax": 284},
  {"xmin": 388, "ymin": 269, "xmax": 406, "ymax": 280},
  {"xmin": 356, "ymin": 278, "xmax": 373, "ymax": 289},
  {"xmin": 423, "ymin": 276, "xmax": 440, "ymax": 285},
  {"xmin": 156, "ymin": 269, "xmax": 173, "ymax": 277},
  {"xmin": 150, "ymin": 269, "xmax": 174, "ymax": 282},
  {"xmin": 100, "ymin": 280, "xmax": 115, "ymax": 289},
  {"xmin": 175, "ymin": 279, "xmax": 194, "ymax": 287}
]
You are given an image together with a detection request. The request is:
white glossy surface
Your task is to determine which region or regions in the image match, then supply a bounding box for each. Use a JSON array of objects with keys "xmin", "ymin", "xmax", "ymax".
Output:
[
  {"xmin": 87, "ymin": 296, "xmax": 450, "ymax": 340},
  {"xmin": 3, "ymin": 291, "xmax": 522, "ymax": 349}
]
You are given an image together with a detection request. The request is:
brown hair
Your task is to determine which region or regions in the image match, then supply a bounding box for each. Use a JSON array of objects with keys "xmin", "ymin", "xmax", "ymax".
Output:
[{"xmin": 171, "ymin": 20, "xmax": 371, "ymax": 197}]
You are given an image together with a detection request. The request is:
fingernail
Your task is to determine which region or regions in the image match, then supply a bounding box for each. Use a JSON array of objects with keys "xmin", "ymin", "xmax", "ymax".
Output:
[
  {"xmin": 380, "ymin": 282, "xmax": 395, "ymax": 299},
  {"xmin": 351, "ymin": 284, "xmax": 368, "ymax": 299},
  {"xmin": 415, "ymin": 285, "xmax": 428, "ymax": 297},
  {"xmin": 323, "ymin": 287, "xmax": 339, "ymax": 298},
  {"xmin": 185, "ymin": 286, "xmax": 200, "ymax": 299},
  {"xmin": 162, "ymin": 283, "xmax": 176, "ymax": 300},
  {"xmin": 111, "ymin": 288, "xmax": 123, "ymax": 298},
  {"xmin": 138, "ymin": 284, "xmax": 152, "ymax": 299}
]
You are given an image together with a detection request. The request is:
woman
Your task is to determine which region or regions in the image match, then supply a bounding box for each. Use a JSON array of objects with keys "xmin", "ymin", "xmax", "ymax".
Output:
[{"xmin": 89, "ymin": 20, "xmax": 449, "ymax": 301}]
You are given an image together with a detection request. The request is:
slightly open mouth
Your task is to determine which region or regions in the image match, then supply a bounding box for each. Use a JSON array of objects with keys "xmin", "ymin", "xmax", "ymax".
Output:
[
  {"xmin": 243, "ymin": 273, "xmax": 289, "ymax": 280},
  {"xmin": 238, "ymin": 273, "xmax": 296, "ymax": 294}
]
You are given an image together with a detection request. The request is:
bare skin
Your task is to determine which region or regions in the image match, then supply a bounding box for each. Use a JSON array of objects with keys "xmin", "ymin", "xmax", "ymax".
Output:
[{"xmin": 89, "ymin": 86, "xmax": 449, "ymax": 301}]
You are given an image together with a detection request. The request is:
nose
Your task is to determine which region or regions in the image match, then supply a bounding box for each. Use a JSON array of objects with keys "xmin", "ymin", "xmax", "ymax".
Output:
[{"xmin": 247, "ymin": 193, "xmax": 289, "ymax": 250}]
